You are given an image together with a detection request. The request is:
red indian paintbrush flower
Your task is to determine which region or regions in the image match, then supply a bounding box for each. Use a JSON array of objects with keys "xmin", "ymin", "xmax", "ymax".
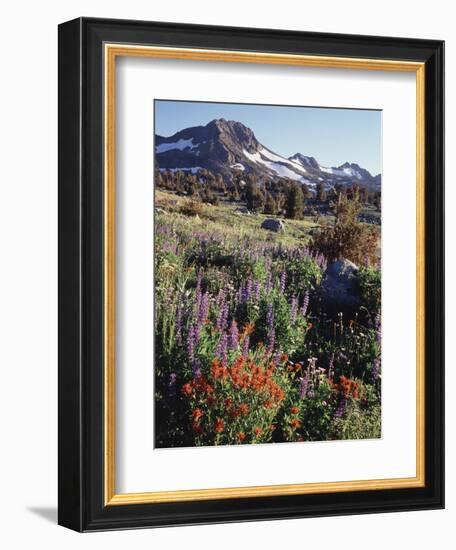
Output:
[
  {"xmin": 191, "ymin": 408, "xmax": 204, "ymax": 422},
  {"xmin": 214, "ymin": 418, "xmax": 225, "ymax": 433}
]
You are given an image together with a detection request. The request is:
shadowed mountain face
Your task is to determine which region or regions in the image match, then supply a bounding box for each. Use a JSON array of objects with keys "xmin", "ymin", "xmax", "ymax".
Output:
[{"xmin": 155, "ymin": 118, "xmax": 381, "ymax": 190}]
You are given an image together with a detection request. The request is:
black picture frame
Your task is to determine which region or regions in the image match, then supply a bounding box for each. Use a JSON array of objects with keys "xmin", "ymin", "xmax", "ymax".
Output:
[{"xmin": 58, "ymin": 17, "xmax": 444, "ymax": 532}]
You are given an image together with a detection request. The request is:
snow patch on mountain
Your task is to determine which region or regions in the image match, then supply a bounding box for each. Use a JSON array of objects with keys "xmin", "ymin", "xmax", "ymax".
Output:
[
  {"xmin": 243, "ymin": 148, "xmax": 309, "ymax": 182},
  {"xmin": 156, "ymin": 138, "xmax": 197, "ymax": 154},
  {"xmin": 321, "ymin": 166, "xmax": 363, "ymax": 179},
  {"xmin": 159, "ymin": 166, "xmax": 202, "ymax": 174}
]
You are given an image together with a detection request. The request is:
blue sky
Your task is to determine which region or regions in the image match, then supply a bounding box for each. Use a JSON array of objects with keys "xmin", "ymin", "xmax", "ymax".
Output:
[{"xmin": 155, "ymin": 100, "xmax": 382, "ymax": 175}]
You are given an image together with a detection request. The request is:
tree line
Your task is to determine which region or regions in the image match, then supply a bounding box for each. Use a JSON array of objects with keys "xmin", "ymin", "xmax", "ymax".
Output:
[{"xmin": 155, "ymin": 168, "xmax": 381, "ymax": 220}]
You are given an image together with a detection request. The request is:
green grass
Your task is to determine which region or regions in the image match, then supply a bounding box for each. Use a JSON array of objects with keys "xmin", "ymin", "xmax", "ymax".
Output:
[{"xmin": 155, "ymin": 190, "xmax": 319, "ymax": 248}]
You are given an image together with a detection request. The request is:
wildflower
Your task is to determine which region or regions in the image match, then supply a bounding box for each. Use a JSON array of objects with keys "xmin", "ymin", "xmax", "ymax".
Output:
[
  {"xmin": 192, "ymin": 360, "xmax": 202, "ymax": 378},
  {"xmin": 187, "ymin": 323, "xmax": 197, "ymax": 364},
  {"xmin": 334, "ymin": 396, "xmax": 346, "ymax": 419},
  {"xmin": 242, "ymin": 334, "xmax": 250, "ymax": 357},
  {"xmin": 254, "ymin": 427, "xmax": 263, "ymax": 436},
  {"xmin": 237, "ymin": 432, "xmax": 246, "ymax": 442},
  {"xmin": 375, "ymin": 316, "xmax": 381, "ymax": 345},
  {"xmin": 191, "ymin": 408, "xmax": 204, "ymax": 422},
  {"xmin": 175, "ymin": 304, "xmax": 183, "ymax": 344},
  {"xmin": 301, "ymin": 291, "xmax": 309, "ymax": 317},
  {"xmin": 291, "ymin": 406, "xmax": 300, "ymax": 414},
  {"xmin": 299, "ymin": 376, "xmax": 309, "ymax": 399},
  {"xmin": 228, "ymin": 319, "xmax": 239, "ymax": 350},
  {"xmin": 216, "ymin": 301, "xmax": 229, "ymax": 332},
  {"xmin": 328, "ymin": 353, "xmax": 335, "ymax": 379},
  {"xmin": 266, "ymin": 303, "xmax": 275, "ymax": 354},
  {"xmin": 290, "ymin": 419, "xmax": 301, "ymax": 429},
  {"xmin": 242, "ymin": 322, "xmax": 255, "ymax": 337},
  {"xmin": 242, "ymin": 276, "xmax": 253, "ymax": 302},
  {"xmin": 279, "ymin": 271, "xmax": 286, "ymax": 293},
  {"xmin": 224, "ymin": 398, "xmax": 233, "ymax": 409},
  {"xmin": 195, "ymin": 270, "xmax": 203, "ymax": 310},
  {"xmin": 253, "ymin": 280, "xmax": 261, "ymax": 301},
  {"xmin": 238, "ymin": 403, "xmax": 249, "ymax": 416},
  {"xmin": 214, "ymin": 418, "xmax": 225, "ymax": 433},
  {"xmin": 290, "ymin": 295, "xmax": 298, "ymax": 323},
  {"xmin": 197, "ymin": 292, "xmax": 210, "ymax": 329},
  {"xmin": 216, "ymin": 332, "xmax": 228, "ymax": 364},
  {"xmin": 181, "ymin": 382, "xmax": 193, "ymax": 397},
  {"xmin": 372, "ymin": 358, "xmax": 381, "ymax": 381},
  {"xmin": 192, "ymin": 421, "xmax": 202, "ymax": 434},
  {"xmin": 265, "ymin": 273, "xmax": 273, "ymax": 292}
]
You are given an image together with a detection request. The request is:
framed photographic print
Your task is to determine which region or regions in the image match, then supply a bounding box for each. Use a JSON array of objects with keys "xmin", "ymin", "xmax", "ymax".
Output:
[{"xmin": 58, "ymin": 17, "xmax": 444, "ymax": 531}]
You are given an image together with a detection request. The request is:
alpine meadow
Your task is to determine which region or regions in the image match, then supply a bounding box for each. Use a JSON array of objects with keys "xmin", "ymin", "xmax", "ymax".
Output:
[{"xmin": 154, "ymin": 100, "xmax": 382, "ymax": 448}]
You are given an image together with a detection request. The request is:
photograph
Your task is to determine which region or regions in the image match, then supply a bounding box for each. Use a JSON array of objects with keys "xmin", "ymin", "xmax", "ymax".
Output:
[{"xmin": 154, "ymin": 99, "xmax": 382, "ymax": 448}]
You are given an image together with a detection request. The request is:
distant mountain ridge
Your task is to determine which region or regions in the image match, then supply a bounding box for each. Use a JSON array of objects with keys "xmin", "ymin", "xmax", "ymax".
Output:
[{"xmin": 155, "ymin": 118, "xmax": 381, "ymax": 190}]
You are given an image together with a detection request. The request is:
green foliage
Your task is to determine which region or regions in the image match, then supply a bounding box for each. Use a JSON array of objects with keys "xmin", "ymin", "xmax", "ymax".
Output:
[
  {"xmin": 298, "ymin": 380, "xmax": 335, "ymax": 441},
  {"xmin": 153, "ymin": 190, "xmax": 382, "ymax": 448},
  {"xmin": 245, "ymin": 180, "xmax": 265, "ymax": 212},
  {"xmin": 285, "ymin": 256, "xmax": 322, "ymax": 298},
  {"xmin": 333, "ymin": 400, "xmax": 381, "ymax": 440},
  {"xmin": 311, "ymin": 192, "xmax": 379, "ymax": 265},
  {"xmin": 285, "ymin": 182, "xmax": 304, "ymax": 219},
  {"xmin": 357, "ymin": 266, "xmax": 381, "ymax": 318},
  {"xmin": 264, "ymin": 192, "xmax": 277, "ymax": 214},
  {"xmin": 180, "ymin": 200, "xmax": 204, "ymax": 217},
  {"xmin": 316, "ymin": 181, "xmax": 327, "ymax": 201}
]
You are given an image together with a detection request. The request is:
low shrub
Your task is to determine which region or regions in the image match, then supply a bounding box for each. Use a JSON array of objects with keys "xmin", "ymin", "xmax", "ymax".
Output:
[{"xmin": 180, "ymin": 200, "xmax": 204, "ymax": 217}]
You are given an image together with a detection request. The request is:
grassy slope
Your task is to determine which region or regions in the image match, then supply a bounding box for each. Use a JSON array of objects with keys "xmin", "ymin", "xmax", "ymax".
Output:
[{"xmin": 155, "ymin": 189, "xmax": 319, "ymax": 248}]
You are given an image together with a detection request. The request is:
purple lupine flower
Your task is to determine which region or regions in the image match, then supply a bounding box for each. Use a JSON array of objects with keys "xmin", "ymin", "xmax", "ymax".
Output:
[
  {"xmin": 375, "ymin": 314, "xmax": 381, "ymax": 344},
  {"xmin": 290, "ymin": 295, "xmax": 298, "ymax": 323},
  {"xmin": 192, "ymin": 359, "xmax": 201, "ymax": 378},
  {"xmin": 195, "ymin": 270, "xmax": 203, "ymax": 310},
  {"xmin": 253, "ymin": 280, "xmax": 261, "ymax": 301},
  {"xmin": 266, "ymin": 302, "xmax": 274, "ymax": 328},
  {"xmin": 334, "ymin": 396, "xmax": 346, "ymax": 419},
  {"xmin": 228, "ymin": 319, "xmax": 239, "ymax": 350},
  {"xmin": 216, "ymin": 300, "xmax": 229, "ymax": 332},
  {"xmin": 197, "ymin": 292, "xmax": 209, "ymax": 325},
  {"xmin": 327, "ymin": 353, "xmax": 335, "ymax": 379},
  {"xmin": 216, "ymin": 332, "xmax": 228, "ymax": 364},
  {"xmin": 216, "ymin": 289, "xmax": 226, "ymax": 307},
  {"xmin": 299, "ymin": 376, "xmax": 309, "ymax": 399},
  {"xmin": 242, "ymin": 277, "xmax": 253, "ymax": 302},
  {"xmin": 301, "ymin": 291, "xmax": 310, "ymax": 317},
  {"xmin": 242, "ymin": 334, "xmax": 250, "ymax": 357},
  {"xmin": 187, "ymin": 323, "xmax": 197, "ymax": 364},
  {"xmin": 279, "ymin": 271, "xmax": 286, "ymax": 294},
  {"xmin": 265, "ymin": 272, "xmax": 273, "ymax": 293},
  {"xmin": 266, "ymin": 303, "xmax": 275, "ymax": 354},
  {"xmin": 175, "ymin": 303, "xmax": 183, "ymax": 344},
  {"xmin": 267, "ymin": 327, "xmax": 275, "ymax": 355},
  {"xmin": 372, "ymin": 358, "xmax": 381, "ymax": 381}
]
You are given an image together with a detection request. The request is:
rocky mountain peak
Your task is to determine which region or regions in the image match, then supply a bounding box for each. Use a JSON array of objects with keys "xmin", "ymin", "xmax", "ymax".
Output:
[{"xmin": 155, "ymin": 119, "xmax": 381, "ymax": 190}]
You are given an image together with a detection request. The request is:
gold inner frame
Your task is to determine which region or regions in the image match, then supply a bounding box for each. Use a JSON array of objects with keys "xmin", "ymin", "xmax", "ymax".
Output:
[{"xmin": 104, "ymin": 44, "xmax": 426, "ymax": 506}]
